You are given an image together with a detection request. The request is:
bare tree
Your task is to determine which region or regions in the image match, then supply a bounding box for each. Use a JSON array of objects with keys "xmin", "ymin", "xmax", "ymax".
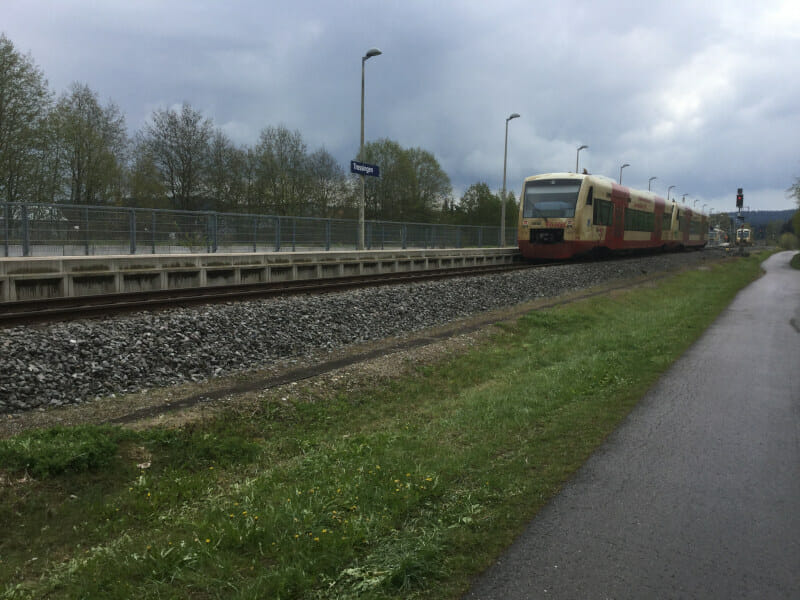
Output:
[
  {"xmin": 0, "ymin": 34, "xmax": 51, "ymax": 203},
  {"xmin": 139, "ymin": 103, "xmax": 213, "ymax": 211},
  {"xmin": 51, "ymin": 82, "xmax": 127, "ymax": 205},
  {"xmin": 253, "ymin": 126, "xmax": 310, "ymax": 215},
  {"xmin": 207, "ymin": 130, "xmax": 248, "ymax": 212},
  {"xmin": 307, "ymin": 147, "xmax": 348, "ymax": 217}
]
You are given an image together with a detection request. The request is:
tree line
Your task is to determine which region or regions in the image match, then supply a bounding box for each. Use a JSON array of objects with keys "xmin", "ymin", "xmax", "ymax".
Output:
[{"xmin": 0, "ymin": 34, "xmax": 518, "ymax": 229}]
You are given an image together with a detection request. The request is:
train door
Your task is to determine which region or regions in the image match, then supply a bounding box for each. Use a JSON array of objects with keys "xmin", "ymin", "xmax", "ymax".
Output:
[
  {"xmin": 611, "ymin": 188, "xmax": 627, "ymax": 245},
  {"xmin": 682, "ymin": 212, "xmax": 690, "ymax": 244},
  {"xmin": 654, "ymin": 204, "xmax": 663, "ymax": 242},
  {"xmin": 614, "ymin": 202, "xmax": 624, "ymax": 242}
]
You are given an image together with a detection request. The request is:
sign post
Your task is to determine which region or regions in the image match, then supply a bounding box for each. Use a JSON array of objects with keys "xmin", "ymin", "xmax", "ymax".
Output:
[{"xmin": 352, "ymin": 160, "xmax": 380, "ymax": 250}]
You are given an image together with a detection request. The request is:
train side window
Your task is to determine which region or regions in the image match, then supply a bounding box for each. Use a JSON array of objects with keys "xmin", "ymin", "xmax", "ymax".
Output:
[
  {"xmin": 586, "ymin": 186, "xmax": 594, "ymax": 206},
  {"xmin": 594, "ymin": 198, "xmax": 613, "ymax": 226}
]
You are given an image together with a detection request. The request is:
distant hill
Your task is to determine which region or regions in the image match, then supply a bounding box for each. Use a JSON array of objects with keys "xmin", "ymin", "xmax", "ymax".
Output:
[{"xmin": 720, "ymin": 209, "xmax": 796, "ymax": 226}]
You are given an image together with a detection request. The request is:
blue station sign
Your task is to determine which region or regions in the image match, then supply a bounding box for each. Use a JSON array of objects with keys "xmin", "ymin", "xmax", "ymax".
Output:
[{"xmin": 350, "ymin": 160, "xmax": 380, "ymax": 177}]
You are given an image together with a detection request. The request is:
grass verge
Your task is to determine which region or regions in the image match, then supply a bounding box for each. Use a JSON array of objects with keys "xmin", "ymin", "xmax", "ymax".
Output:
[{"xmin": 0, "ymin": 252, "xmax": 768, "ymax": 599}]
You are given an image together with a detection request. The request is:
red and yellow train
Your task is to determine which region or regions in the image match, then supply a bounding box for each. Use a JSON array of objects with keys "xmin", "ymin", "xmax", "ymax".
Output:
[
  {"xmin": 517, "ymin": 173, "xmax": 707, "ymax": 260},
  {"xmin": 735, "ymin": 227, "xmax": 752, "ymax": 246}
]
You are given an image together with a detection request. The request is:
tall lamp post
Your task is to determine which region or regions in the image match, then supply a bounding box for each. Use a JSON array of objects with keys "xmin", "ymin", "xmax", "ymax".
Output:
[
  {"xmin": 619, "ymin": 163, "xmax": 630, "ymax": 184},
  {"xmin": 358, "ymin": 47, "xmax": 382, "ymax": 250},
  {"xmin": 648, "ymin": 176, "xmax": 657, "ymax": 191},
  {"xmin": 667, "ymin": 185, "xmax": 675, "ymax": 201},
  {"xmin": 501, "ymin": 112, "xmax": 520, "ymax": 246},
  {"xmin": 576, "ymin": 144, "xmax": 588, "ymax": 173}
]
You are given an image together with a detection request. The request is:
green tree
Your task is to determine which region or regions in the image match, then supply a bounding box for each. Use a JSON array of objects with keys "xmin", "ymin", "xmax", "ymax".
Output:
[
  {"xmin": 51, "ymin": 82, "xmax": 127, "ymax": 205},
  {"xmin": 457, "ymin": 182, "xmax": 501, "ymax": 226},
  {"xmin": 502, "ymin": 190, "xmax": 519, "ymax": 231},
  {"xmin": 360, "ymin": 139, "xmax": 412, "ymax": 221},
  {"xmin": 406, "ymin": 147, "xmax": 452, "ymax": 221},
  {"xmin": 0, "ymin": 34, "xmax": 51, "ymax": 203},
  {"xmin": 360, "ymin": 139, "xmax": 451, "ymax": 222},
  {"xmin": 128, "ymin": 142, "xmax": 169, "ymax": 209},
  {"xmin": 788, "ymin": 177, "xmax": 800, "ymax": 208}
]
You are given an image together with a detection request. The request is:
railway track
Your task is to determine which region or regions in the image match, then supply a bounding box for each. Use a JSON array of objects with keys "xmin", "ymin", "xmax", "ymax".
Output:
[{"xmin": 0, "ymin": 262, "xmax": 533, "ymax": 327}]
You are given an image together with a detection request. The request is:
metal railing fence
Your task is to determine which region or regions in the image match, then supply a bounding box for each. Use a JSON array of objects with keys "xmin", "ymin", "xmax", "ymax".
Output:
[{"xmin": 1, "ymin": 202, "xmax": 516, "ymax": 257}]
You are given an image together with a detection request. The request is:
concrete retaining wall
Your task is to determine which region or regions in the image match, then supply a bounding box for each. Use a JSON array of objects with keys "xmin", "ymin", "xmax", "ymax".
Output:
[{"xmin": 0, "ymin": 248, "xmax": 519, "ymax": 303}]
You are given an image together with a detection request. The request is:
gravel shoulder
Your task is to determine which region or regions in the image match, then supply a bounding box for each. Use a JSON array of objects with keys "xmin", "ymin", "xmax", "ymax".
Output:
[{"xmin": 0, "ymin": 250, "xmax": 733, "ymax": 438}]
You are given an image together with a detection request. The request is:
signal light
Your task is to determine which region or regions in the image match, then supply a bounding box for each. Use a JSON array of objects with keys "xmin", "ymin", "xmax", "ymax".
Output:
[{"xmin": 736, "ymin": 187, "xmax": 743, "ymax": 208}]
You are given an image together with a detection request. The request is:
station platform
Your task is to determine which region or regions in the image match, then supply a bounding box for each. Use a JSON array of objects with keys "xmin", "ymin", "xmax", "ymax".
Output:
[{"xmin": 0, "ymin": 248, "xmax": 520, "ymax": 304}]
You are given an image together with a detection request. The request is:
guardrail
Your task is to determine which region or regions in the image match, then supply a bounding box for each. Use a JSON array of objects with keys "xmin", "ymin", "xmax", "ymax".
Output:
[{"xmin": 1, "ymin": 202, "xmax": 516, "ymax": 257}]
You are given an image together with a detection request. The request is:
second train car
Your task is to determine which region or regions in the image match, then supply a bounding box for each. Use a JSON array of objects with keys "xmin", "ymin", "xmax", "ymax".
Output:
[{"xmin": 517, "ymin": 172, "xmax": 707, "ymax": 260}]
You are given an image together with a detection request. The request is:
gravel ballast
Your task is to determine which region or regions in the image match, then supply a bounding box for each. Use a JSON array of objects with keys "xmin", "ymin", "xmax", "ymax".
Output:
[{"xmin": 0, "ymin": 251, "xmax": 724, "ymax": 414}]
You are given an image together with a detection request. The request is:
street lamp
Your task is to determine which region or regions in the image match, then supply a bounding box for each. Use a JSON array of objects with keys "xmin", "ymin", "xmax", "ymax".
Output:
[
  {"xmin": 682, "ymin": 193, "xmax": 688, "ymax": 203},
  {"xmin": 576, "ymin": 144, "xmax": 588, "ymax": 173},
  {"xmin": 501, "ymin": 112, "xmax": 520, "ymax": 247},
  {"xmin": 648, "ymin": 176, "xmax": 657, "ymax": 191},
  {"xmin": 619, "ymin": 163, "xmax": 630, "ymax": 184},
  {"xmin": 358, "ymin": 47, "xmax": 382, "ymax": 251},
  {"xmin": 667, "ymin": 185, "xmax": 675, "ymax": 201}
]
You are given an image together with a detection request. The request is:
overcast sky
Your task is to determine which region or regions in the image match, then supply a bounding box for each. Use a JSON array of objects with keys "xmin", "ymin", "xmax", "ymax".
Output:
[{"xmin": 5, "ymin": 0, "xmax": 800, "ymax": 213}]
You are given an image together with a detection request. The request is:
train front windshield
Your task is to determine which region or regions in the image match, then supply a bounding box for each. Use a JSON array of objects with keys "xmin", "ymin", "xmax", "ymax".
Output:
[{"xmin": 523, "ymin": 179, "xmax": 581, "ymax": 218}]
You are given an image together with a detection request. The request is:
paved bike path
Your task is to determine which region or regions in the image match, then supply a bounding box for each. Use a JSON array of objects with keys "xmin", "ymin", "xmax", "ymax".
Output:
[{"xmin": 464, "ymin": 251, "xmax": 800, "ymax": 599}]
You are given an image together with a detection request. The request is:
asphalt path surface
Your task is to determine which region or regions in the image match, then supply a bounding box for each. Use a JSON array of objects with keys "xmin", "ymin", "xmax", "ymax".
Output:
[{"xmin": 464, "ymin": 251, "xmax": 800, "ymax": 599}]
